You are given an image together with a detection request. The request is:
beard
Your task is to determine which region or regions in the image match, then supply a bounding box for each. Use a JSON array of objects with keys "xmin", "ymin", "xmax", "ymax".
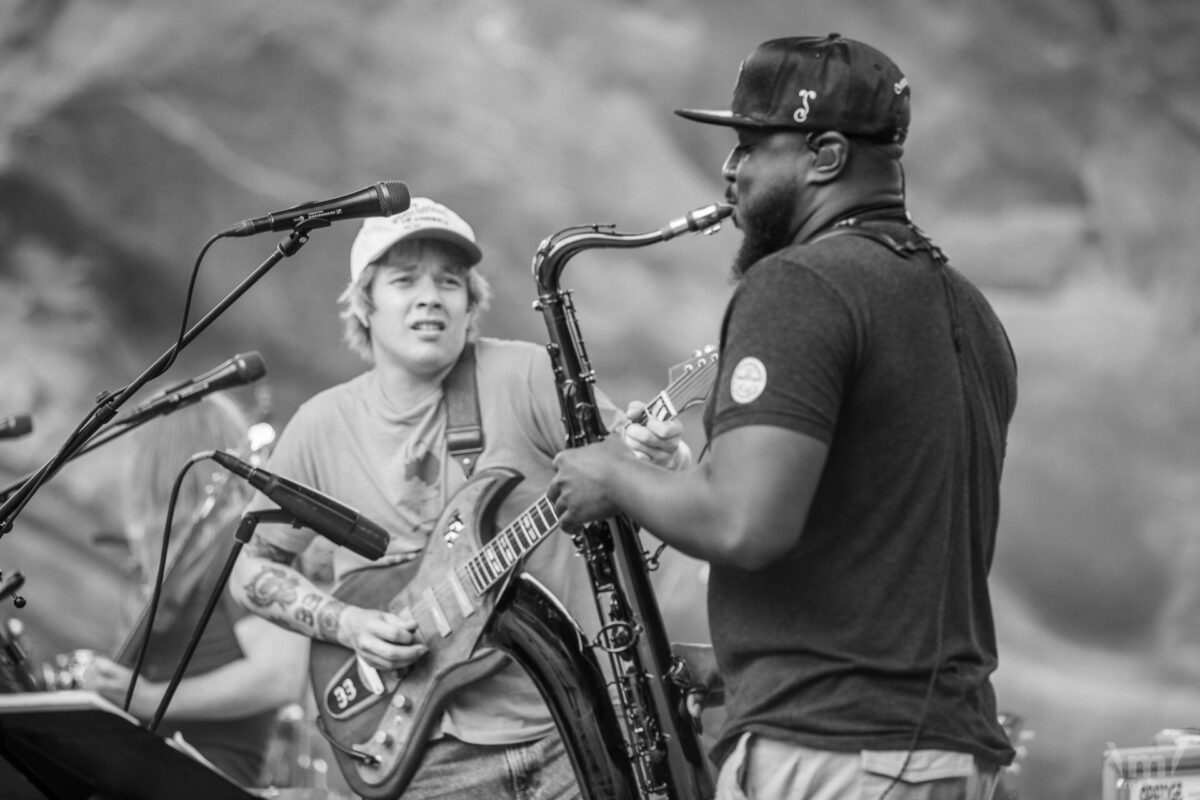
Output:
[{"xmin": 730, "ymin": 183, "xmax": 799, "ymax": 281}]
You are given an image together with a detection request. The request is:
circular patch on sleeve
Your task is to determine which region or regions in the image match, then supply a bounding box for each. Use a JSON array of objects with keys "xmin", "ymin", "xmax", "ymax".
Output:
[{"xmin": 730, "ymin": 357, "xmax": 767, "ymax": 404}]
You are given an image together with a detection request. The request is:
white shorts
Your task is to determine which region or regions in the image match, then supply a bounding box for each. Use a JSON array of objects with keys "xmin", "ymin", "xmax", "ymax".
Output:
[{"xmin": 716, "ymin": 731, "xmax": 1000, "ymax": 800}]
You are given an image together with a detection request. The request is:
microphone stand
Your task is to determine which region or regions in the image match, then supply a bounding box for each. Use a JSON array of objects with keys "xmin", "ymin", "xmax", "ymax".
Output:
[
  {"xmin": 0, "ymin": 408, "xmax": 179, "ymax": 505},
  {"xmin": 147, "ymin": 508, "xmax": 294, "ymax": 735},
  {"xmin": 0, "ymin": 218, "xmax": 331, "ymax": 536}
]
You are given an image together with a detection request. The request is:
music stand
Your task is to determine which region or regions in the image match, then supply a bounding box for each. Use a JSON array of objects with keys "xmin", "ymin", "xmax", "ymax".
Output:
[{"xmin": 0, "ymin": 691, "xmax": 257, "ymax": 800}]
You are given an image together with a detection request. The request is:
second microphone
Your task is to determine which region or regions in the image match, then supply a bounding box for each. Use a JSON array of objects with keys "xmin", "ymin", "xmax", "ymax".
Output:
[{"xmin": 210, "ymin": 450, "xmax": 388, "ymax": 561}]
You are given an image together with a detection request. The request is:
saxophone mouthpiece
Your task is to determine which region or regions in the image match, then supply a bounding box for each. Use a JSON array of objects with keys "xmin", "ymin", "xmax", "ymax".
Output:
[{"xmin": 660, "ymin": 203, "xmax": 734, "ymax": 240}]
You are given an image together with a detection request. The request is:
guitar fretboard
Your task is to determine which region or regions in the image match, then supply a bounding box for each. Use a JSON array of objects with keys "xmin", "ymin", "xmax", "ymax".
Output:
[{"xmin": 458, "ymin": 495, "xmax": 559, "ymax": 595}]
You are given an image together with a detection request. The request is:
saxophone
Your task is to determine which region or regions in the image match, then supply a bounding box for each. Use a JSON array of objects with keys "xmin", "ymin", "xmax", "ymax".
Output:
[{"xmin": 504, "ymin": 202, "xmax": 732, "ymax": 800}]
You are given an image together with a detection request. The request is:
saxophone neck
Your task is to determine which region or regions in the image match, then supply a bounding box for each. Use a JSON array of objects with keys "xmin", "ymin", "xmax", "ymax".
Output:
[
  {"xmin": 659, "ymin": 202, "xmax": 734, "ymax": 240},
  {"xmin": 532, "ymin": 202, "xmax": 733, "ymax": 294}
]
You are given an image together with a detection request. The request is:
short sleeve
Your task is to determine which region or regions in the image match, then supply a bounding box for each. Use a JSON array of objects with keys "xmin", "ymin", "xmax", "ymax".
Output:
[{"xmin": 709, "ymin": 256, "xmax": 859, "ymax": 443}]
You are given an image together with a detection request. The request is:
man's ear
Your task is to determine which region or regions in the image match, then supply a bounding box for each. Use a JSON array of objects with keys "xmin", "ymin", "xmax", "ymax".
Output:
[{"xmin": 807, "ymin": 132, "xmax": 850, "ymax": 182}]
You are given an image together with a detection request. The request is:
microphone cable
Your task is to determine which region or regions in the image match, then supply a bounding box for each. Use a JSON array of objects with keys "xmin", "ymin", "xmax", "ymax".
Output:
[
  {"xmin": 122, "ymin": 450, "xmax": 213, "ymax": 715},
  {"xmin": 879, "ymin": 226, "xmax": 970, "ymax": 800}
]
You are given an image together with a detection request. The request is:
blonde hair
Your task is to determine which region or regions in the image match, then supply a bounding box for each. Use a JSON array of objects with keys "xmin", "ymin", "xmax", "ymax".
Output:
[{"xmin": 338, "ymin": 238, "xmax": 493, "ymax": 363}]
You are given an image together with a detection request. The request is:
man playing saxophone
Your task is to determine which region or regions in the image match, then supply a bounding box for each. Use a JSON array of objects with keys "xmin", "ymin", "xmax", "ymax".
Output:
[
  {"xmin": 229, "ymin": 197, "xmax": 691, "ymax": 799},
  {"xmin": 549, "ymin": 35, "xmax": 1018, "ymax": 800}
]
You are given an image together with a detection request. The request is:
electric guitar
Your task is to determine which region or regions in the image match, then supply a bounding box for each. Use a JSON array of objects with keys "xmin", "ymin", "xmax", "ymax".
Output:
[{"xmin": 309, "ymin": 347, "xmax": 720, "ymax": 799}]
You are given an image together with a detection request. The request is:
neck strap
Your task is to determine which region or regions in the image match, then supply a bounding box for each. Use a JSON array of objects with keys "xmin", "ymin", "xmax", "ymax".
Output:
[
  {"xmin": 808, "ymin": 212, "xmax": 947, "ymax": 266},
  {"xmin": 444, "ymin": 343, "xmax": 483, "ymax": 478}
]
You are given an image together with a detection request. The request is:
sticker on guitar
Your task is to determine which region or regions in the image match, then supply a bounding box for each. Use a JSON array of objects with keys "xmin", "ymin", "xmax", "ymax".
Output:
[{"xmin": 308, "ymin": 346, "xmax": 719, "ymax": 799}]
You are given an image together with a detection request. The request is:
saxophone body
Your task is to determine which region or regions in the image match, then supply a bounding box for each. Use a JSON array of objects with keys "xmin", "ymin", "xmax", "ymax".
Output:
[{"xmin": 498, "ymin": 203, "xmax": 731, "ymax": 800}]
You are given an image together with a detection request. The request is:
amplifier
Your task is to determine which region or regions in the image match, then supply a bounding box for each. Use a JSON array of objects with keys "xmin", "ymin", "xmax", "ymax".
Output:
[{"xmin": 1103, "ymin": 731, "xmax": 1200, "ymax": 800}]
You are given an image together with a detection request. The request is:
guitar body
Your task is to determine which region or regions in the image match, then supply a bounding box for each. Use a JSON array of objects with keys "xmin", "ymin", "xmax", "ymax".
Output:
[{"xmin": 309, "ymin": 466, "xmax": 522, "ymax": 800}]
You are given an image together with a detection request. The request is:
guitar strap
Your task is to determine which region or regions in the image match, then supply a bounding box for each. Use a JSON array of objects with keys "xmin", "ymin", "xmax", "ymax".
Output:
[
  {"xmin": 443, "ymin": 343, "xmax": 513, "ymax": 677},
  {"xmin": 444, "ymin": 343, "xmax": 484, "ymax": 479}
]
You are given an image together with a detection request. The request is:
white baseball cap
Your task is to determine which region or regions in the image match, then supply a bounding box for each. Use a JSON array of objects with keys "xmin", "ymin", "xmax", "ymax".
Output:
[{"xmin": 349, "ymin": 197, "xmax": 482, "ymax": 282}]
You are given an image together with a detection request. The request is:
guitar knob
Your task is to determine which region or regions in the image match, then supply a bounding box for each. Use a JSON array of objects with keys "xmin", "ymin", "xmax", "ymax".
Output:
[
  {"xmin": 391, "ymin": 693, "xmax": 411, "ymax": 711},
  {"xmin": 371, "ymin": 731, "xmax": 394, "ymax": 748}
]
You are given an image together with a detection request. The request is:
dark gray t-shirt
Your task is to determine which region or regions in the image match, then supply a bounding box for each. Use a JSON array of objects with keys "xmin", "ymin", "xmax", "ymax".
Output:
[{"xmin": 703, "ymin": 221, "xmax": 1018, "ymax": 768}]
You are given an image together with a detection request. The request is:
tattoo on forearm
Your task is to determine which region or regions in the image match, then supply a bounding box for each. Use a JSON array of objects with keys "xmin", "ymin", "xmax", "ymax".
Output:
[
  {"xmin": 295, "ymin": 593, "xmax": 319, "ymax": 629},
  {"xmin": 243, "ymin": 565, "xmax": 300, "ymax": 611},
  {"xmin": 242, "ymin": 556, "xmax": 346, "ymax": 641},
  {"xmin": 317, "ymin": 599, "xmax": 346, "ymax": 641}
]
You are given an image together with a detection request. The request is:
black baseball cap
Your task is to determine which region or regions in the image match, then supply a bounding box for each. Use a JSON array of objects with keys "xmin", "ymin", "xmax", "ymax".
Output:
[{"xmin": 675, "ymin": 34, "xmax": 911, "ymax": 144}]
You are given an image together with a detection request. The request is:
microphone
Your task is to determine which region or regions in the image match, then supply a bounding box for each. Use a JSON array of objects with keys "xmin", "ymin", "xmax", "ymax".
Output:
[
  {"xmin": 222, "ymin": 181, "xmax": 411, "ymax": 238},
  {"xmin": 210, "ymin": 450, "xmax": 387, "ymax": 561},
  {"xmin": 121, "ymin": 352, "xmax": 266, "ymax": 425},
  {"xmin": 0, "ymin": 416, "xmax": 32, "ymax": 440}
]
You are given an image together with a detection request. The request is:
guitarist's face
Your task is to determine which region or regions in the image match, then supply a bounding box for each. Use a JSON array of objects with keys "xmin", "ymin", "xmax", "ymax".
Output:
[{"xmin": 366, "ymin": 252, "xmax": 474, "ymax": 379}]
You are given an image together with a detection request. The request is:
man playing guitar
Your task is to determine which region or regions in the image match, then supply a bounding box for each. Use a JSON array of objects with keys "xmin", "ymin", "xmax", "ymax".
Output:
[{"xmin": 228, "ymin": 198, "xmax": 690, "ymax": 799}]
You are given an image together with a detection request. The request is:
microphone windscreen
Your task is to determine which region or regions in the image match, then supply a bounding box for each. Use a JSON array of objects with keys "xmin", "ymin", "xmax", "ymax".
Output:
[
  {"xmin": 377, "ymin": 181, "xmax": 411, "ymax": 216},
  {"xmin": 235, "ymin": 352, "xmax": 267, "ymax": 383}
]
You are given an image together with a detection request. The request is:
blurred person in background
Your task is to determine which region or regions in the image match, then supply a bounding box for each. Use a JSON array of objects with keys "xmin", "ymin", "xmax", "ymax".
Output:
[
  {"xmin": 228, "ymin": 197, "xmax": 690, "ymax": 799},
  {"xmin": 79, "ymin": 393, "xmax": 309, "ymax": 788},
  {"xmin": 549, "ymin": 34, "xmax": 1018, "ymax": 800}
]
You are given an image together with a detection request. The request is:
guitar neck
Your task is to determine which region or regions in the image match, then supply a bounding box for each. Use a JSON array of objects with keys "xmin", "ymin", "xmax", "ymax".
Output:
[
  {"xmin": 457, "ymin": 350, "xmax": 717, "ymax": 598},
  {"xmin": 460, "ymin": 495, "xmax": 558, "ymax": 595},
  {"xmin": 646, "ymin": 364, "xmax": 715, "ymax": 422},
  {"xmin": 643, "ymin": 389, "xmax": 672, "ymax": 422}
]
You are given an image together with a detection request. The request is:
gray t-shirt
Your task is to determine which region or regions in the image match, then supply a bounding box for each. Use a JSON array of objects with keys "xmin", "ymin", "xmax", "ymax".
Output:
[{"xmin": 249, "ymin": 337, "xmax": 618, "ymax": 745}]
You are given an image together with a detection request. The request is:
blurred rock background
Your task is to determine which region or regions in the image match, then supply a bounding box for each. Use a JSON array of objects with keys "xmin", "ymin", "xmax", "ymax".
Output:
[{"xmin": 1, "ymin": 0, "xmax": 1199, "ymax": 797}]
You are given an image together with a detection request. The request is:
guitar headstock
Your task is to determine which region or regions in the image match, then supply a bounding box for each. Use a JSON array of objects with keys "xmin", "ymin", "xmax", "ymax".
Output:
[{"xmin": 664, "ymin": 345, "xmax": 720, "ymax": 415}]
